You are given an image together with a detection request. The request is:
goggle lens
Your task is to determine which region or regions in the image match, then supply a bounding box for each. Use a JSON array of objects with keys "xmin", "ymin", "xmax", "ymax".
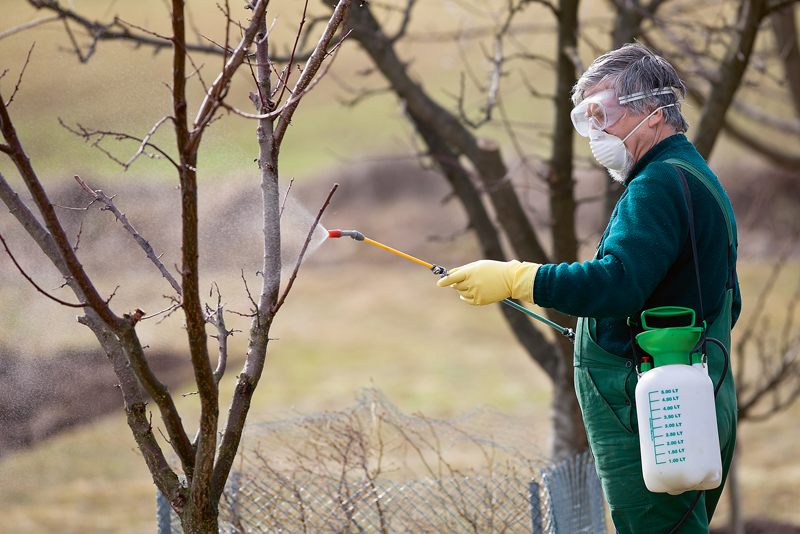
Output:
[
  {"xmin": 571, "ymin": 91, "xmax": 624, "ymax": 137},
  {"xmin": 571, "ymin": 87, "xmax": 674, "ymax": 137}
]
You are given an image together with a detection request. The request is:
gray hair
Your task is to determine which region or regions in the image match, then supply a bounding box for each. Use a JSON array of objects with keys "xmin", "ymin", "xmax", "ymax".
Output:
[{"xmin": 572, "ymin": 43, "xmax": 689, "ymax": 133}]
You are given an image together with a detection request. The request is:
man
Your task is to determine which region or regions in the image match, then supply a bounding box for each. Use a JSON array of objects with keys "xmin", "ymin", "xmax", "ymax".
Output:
[{"xmin": 437, "ymin": 43, "xmax": 740, "ymax": 534}]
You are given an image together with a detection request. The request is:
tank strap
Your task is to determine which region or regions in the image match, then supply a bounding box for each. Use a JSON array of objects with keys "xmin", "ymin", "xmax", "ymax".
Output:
[{"xmin": 628, "ymin": 162, "xmax": 707, "ymax": 369}]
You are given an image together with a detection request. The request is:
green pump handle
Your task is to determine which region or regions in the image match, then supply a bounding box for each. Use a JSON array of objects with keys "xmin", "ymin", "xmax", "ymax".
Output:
[{"xmin": 639, "ymin": 306, "xmax": 696, "ymax": 330}]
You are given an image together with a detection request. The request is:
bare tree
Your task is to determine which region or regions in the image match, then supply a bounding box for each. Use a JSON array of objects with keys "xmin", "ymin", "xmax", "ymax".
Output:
[{"xmin": 0, "ymin": 0, "xmax": 352, "ymax": 531}]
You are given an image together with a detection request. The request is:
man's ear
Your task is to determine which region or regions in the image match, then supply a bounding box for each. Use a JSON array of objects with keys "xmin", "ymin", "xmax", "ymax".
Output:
[{"xmin": 648, "ymin": 108, "xmax": 663, "ymax": 127}]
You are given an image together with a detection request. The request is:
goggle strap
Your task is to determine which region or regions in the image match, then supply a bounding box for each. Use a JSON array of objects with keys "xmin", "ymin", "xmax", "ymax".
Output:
[{"xmin": 618, "ymin": 87, "xmax": 674, "ymax": 104}]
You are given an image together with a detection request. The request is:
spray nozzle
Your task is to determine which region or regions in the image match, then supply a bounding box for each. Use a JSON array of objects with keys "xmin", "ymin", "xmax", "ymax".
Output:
[{"xmin": 328, "ymin": 229, "xmax": 365, "ymax": 241}]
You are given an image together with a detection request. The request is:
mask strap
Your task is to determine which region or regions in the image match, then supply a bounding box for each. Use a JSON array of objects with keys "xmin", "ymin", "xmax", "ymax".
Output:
[{"xmin": 621, "ymin": 104, "xmax": 675, "ymax": 143}]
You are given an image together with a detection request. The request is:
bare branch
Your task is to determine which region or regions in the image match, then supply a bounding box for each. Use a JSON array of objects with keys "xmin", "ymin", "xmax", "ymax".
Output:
[
  {"xmin": 4, "ymin": 44, "xmax": 36, "ymax": 107},
  {"xmin": 190, "ymin": 0, "xmax": 270, "ymax": 144},
  {"xmin": 58, "ymin": 118, "xmax": 180, "ymax": 170},
  {"xmin": 723, "ymin": 119, "xmax": 800, "ymax": 170},
  {"xmin": 223, "ymin": 28, "xmax": 355, "ymax": 123},
  {"xmin": 0, "ymin": 231, "xmax": 87, "ymax": 308},
  {"xmin": 739, "ymin": 341, "xmax": 800, "ymax": 420},
  {"xmin": 61, "ymin": 15, "xmax": 96, "ymax": 62},
  {"xmin": 25, "ymin": 0, "xmax": 214, "ymax": 56},
  {"xmin": 73, "ymin": 175, "xmax": 182, "ymax": 295},
  {"xmin": 272, "ymin": 0, "xmax": 354, "ymax": 146},
  {"xmin": 327, "ymin": 72, "xmax": 392, "ymax": 107},
  {"xmin": 1, "ymin": 92, "xmax": 121, "ymax": 329},
  {"xmin": 389, "ymin": 0, "xmax": 418, "ymax": 43},
  {"xmin": 279, "ymin": 177, "xmax": 295, "ymax": 218},
  {"xmin": 0, "ymin": 15, "xmax": 60, "ymax": 41},
  {"xmin": 273, "ymin": 0, "xmax": 310, "ymax": 108},
  {"xmin": 123, "ymin": 116, "xmax": 174, "ymax": 167},
  {"xmin": 691, "ymin": 0, "xmax": 771, "ymax": 158},
  {"xmin": 730, "ymin": 99, "xmax": 800, "ymax": 135}
]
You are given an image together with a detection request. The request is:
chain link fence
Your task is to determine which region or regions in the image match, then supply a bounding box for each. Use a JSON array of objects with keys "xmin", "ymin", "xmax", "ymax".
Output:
[{"xmin": 157, "ymin": 389, "xmax": 608, "ymax": 533}]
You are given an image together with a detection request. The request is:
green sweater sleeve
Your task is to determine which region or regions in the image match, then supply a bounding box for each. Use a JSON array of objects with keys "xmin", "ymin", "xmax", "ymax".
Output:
[{"xmin": 534, "ymin": 162, "xmax": 689, "ymax": 319}]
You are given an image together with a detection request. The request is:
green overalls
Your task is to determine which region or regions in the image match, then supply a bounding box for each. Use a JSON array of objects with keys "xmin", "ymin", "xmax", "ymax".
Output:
[{"xmin": 574, "ymin": 161, "xmax": 738, "ymax": 534}]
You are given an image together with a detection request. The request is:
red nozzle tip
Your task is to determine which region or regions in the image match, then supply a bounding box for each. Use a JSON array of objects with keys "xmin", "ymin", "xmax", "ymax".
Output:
[{"xmin": 328, "ymin": 230, "xmax": 342, "ymax": 238}]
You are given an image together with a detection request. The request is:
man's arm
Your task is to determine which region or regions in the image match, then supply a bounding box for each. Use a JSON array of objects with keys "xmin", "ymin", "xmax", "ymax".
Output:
[{"xmin": 534, "ymin": 163, "xmax": 689, "ymax": 319}]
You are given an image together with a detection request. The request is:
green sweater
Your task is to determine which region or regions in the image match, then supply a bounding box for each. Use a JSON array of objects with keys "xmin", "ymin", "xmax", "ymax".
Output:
[{"xmin": 533, "ymin": 134, "xmax": 741, "ymax": 358}]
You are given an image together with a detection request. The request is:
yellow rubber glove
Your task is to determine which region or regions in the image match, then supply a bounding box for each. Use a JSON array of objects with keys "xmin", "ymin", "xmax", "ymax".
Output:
[{"xmin": 436, "ymin": 260, "xmax": 540, "ymax": 306}]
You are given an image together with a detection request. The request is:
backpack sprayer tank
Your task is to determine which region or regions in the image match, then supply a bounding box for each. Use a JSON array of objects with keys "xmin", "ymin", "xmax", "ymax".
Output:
[{"xmin": 633, "ymin": 307, "xmax": 722, "ymax": 495}]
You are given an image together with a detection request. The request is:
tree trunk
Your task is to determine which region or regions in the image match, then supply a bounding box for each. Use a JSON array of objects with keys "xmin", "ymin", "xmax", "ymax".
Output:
[
  {"xmin": 728, "ymin": 449, "xmax": 745, "ymax": 534},
  {"xmin": 549, "ymin": 0, "xmax": 588, "ymax": 456},
  {"xmin": 771, "ymin": 5, "xmax": 800, "ymax": 117}
]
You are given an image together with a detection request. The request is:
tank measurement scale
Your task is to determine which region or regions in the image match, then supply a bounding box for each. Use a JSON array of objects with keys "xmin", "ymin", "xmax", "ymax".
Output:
[{"xmin": 647, "ymin": 388, "xmax": 685, "ymax": 465}]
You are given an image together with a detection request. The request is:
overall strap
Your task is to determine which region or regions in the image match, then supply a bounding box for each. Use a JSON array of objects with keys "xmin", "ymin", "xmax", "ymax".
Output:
[
  {"xmin": 672, "ymin": 165, "xmax": 705, "ymax": 331},
  {"xmin": 664, "ymin": 158, "xmax": 736, "ymax": 290}
]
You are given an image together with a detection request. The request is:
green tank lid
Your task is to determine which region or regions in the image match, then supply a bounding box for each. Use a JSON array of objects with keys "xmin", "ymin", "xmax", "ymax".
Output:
[{"xmin": 635, "ymin": 307, "xmax": 705, "ymax": 368}]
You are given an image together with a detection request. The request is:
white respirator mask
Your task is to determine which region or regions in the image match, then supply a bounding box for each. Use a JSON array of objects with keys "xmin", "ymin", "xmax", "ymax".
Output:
[{"xmin": 571, "ymin": 88, "xmax": 675, "ymax": 172}]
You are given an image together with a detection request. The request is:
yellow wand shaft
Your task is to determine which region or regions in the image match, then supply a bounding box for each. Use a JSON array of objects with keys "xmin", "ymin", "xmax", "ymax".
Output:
[{"xmin": 363, "ymin": 237, "xmax": 435, "ymax": 269}]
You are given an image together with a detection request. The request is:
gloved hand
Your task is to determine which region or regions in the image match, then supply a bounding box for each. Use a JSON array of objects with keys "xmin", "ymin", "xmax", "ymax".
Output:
[{"xmin": 436, "ymin": 260, "xmax": 540, "ymax": 306}]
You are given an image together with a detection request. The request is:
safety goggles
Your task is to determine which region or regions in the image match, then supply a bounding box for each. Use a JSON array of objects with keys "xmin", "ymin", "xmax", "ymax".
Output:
[{"xmin": 570, "ymin": 87, "xmax": 674, "ymax": 137}]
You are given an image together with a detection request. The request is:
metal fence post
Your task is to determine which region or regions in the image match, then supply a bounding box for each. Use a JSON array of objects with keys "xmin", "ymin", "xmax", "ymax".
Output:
[
  {"xmin": 529, "ymin": 480, "xmax": 543, "ymax": 534},
  {"xmin": 156, "ymin": 489, "xmax": 172, "ymax": 534}
]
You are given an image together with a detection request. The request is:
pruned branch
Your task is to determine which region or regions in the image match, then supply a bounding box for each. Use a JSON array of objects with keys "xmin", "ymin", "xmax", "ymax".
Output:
[{"xmin": 205, "ymin": 283, "xmax": 236, "ymax": 387}]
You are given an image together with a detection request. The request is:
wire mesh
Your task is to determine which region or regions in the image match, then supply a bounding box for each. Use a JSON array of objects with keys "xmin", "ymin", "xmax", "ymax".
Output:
[
  {"xmin": 158, "ymin": 463, "xmax": 605, "ymax": 533},
  {"xmin": 155, "ymin": 389, "xmax": 608, "ymax": 533}
]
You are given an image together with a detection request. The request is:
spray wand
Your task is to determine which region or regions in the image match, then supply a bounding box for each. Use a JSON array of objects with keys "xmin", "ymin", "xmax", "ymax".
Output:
[{"xmin": 328, "ymin": 229, "xmax": 575, "ymax": 343}]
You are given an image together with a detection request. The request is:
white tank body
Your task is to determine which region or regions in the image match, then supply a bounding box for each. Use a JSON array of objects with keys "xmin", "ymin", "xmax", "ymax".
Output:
[{"xmin": 636, "ymin": 363, "xmax": 722, "ymax": 495}]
